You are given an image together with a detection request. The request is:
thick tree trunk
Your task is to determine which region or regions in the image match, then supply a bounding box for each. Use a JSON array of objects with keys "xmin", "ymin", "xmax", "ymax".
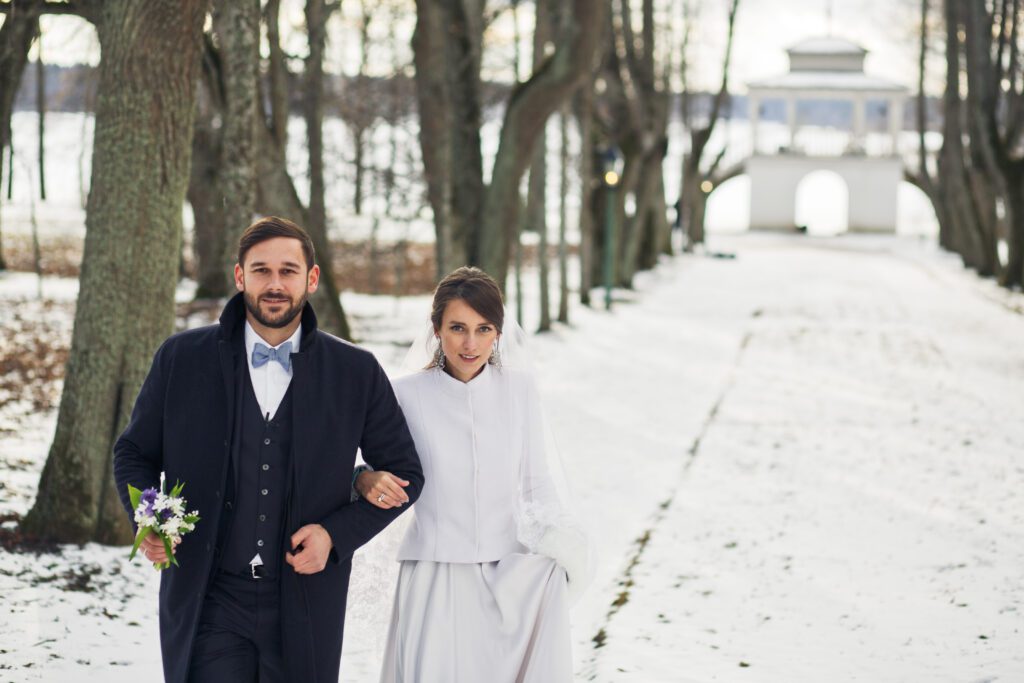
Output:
[
  {"xmin": 22, "ymin": 0, "xmax": 208, "ymax": 544},
  {"xmin": 304, "ymin": 0, "xmax": 352, "ymax": 340},
  {"xmin": 214, "ymin": 0, "xmax": 260, "ymax": 285}
]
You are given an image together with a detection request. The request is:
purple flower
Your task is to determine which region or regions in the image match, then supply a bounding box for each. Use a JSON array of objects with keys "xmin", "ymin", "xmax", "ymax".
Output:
[{"xmin": 140, "ymin": 487, "xmax": 158, "ymax": 516}]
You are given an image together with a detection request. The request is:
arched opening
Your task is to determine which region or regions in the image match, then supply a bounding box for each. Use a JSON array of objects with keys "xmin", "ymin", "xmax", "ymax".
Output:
[
  {"xmin": 705, "ymin": 175, "xmax": 750, "ymax": 234},
  {"xmin": 897, "ymin": 181, "xmax": 939, "ymax": 237},
  {"xmin": 794, "ymin": 169, "xmax": 848, "ymax": 235}
]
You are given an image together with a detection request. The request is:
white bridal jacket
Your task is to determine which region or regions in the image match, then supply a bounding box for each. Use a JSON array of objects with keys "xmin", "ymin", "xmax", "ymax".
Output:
[{"xmin": 391, "ymin": 363, "xmax": 563, "ymax": 565}]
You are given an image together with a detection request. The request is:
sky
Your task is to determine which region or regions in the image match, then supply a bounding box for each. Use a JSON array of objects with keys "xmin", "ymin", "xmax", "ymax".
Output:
[{"xmin": 23, "ymin": 0, "xmax": 941, "ymax": 95}]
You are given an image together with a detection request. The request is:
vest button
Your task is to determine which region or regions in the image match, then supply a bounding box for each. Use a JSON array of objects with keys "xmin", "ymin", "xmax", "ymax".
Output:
[
  {"xmin": 261, "ymin": 489, "xmax": 268, "ymax": 496},
  {"xmin": 225, "ymin": 501, "xmax": 233, "ymax": 511},
  {"xmin": 259, "ymin": 514, "xmax": 266, "ymax": 522},
  {"xmin": 257, "ymin": 539, "xmax": 264, "ymax": 547},
  {"xmin": 262, "ymin": 464, "xmax": 269, "ymax": 471},
  {"xmin": 264, "ymin": 438, "xmax": 271, "ymax": 445}
]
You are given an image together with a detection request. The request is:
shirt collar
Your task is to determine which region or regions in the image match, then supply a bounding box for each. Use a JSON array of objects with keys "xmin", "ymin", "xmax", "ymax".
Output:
[
  {"xmin": 433, "ymin": 360, "xmax": 494, "ymax": 397},
  {"xmin": 245, "ymin": 320, "xmax": 302, "ymax": 363}
]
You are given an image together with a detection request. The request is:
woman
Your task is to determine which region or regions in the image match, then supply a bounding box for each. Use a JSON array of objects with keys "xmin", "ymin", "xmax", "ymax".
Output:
[{"xmin": 355, "ymin": 266, "xmax": 589, "ymax": 682}]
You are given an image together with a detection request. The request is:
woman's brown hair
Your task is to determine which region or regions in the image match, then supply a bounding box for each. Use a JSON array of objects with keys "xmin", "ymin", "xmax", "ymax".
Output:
[{"xmin": 431, "ymin": 266, "xmax": 505, "ymax": 334}]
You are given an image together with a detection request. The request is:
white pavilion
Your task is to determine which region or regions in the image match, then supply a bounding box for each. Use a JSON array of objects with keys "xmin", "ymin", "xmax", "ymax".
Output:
[{"xmin": 744, "ymin": 36, "xmax": 909, "ymax": 232}]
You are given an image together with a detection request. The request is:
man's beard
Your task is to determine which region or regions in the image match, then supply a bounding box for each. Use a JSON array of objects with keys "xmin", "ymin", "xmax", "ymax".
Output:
[{"xmin": 243, "ymin": 289, "xmax": 306, "ymax": 329}]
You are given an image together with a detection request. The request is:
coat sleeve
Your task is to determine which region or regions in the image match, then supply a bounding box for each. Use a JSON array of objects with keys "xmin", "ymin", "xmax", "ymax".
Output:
[
  {"xmin": 318, "ymin": 360, "xmax": 424, "ymax": 561},
  {"xmin": 112, "ymin": 341, "xmax": 171, "ymax": 521}
]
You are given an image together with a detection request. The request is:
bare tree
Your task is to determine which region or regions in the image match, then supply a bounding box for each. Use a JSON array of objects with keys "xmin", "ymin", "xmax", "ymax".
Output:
[
  {"xmin": 414, "ymin": 0, "xmax": 608, "ymax": 288},
  {"xmin": 0, "ymin": 0, "xmax": 42, "ymax": 271},
  {"xmin": 679, "ymin": 0, "xmax": 740, "ymax": 251}
]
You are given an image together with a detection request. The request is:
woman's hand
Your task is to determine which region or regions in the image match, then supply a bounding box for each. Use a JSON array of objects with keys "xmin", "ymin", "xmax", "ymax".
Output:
[{"xmin": 356, "ymin": 470, "xmax": 410, "ymax": 509}]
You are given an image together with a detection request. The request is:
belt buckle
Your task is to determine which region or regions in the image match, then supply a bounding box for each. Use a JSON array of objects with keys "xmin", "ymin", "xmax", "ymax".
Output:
[{"xmin": 250, "ymin": 564, "xmax": 265, "ymax": 580}]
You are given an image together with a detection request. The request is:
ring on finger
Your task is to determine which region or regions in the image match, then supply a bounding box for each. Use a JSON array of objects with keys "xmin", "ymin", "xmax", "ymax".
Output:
[{"xmin": 377, "ymin": 492, "xmax": 386, "ymax": 503}]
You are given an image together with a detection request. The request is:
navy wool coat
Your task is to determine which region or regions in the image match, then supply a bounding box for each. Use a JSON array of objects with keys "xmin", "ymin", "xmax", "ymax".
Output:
[{"xmin": 113, "ymin": 293, "xmax": 423, "ymax": 683}]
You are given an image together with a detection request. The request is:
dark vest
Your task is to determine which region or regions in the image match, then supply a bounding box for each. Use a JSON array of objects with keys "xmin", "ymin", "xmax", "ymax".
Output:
[{"xmin": 219, "ymin": 364, "xmax": 294, "ymax": 580}]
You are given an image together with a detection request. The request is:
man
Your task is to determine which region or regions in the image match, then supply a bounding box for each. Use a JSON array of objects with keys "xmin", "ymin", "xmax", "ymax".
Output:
[{"xmin": 113, "ymin": 216, "xmax": 423, "ymax": 682}]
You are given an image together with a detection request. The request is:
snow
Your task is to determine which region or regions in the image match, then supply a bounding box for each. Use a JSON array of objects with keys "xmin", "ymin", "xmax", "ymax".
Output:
[{"xmin": 2, "ymin": 232, "xmax": 1023, "ymax": 682}]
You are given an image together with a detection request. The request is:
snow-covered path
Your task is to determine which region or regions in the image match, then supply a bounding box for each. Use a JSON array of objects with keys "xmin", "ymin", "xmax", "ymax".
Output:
[
  {"xmin": 574, "ymin": 234, "xmax": 1024, "ymax": 682},
  {"xmin": 1, "ymin": 233, "xmax": 1022, "ymax": 682}
]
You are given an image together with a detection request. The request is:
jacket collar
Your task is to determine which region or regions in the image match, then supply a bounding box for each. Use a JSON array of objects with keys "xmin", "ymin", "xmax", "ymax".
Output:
[{"xmin": 218, "ymin": 292, "xmax": 320, "ymax": 353}]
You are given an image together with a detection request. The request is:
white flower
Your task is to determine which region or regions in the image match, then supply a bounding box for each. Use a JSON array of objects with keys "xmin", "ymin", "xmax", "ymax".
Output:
[
  {"xmin": 134, "ymin": 513, "xmax": 157, "ymax": 529},
  {"xmin": 168, "ymin": 497, "xmax": 185, "ymax": 516},
  {"xmin": 160, "ymin": 518, "xmax": 181, "ymax": 537}
]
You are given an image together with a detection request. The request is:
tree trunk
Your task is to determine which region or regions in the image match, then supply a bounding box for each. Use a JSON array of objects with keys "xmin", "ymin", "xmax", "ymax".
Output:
[
  {"xmin": 36, "ymin": 46, "xmax": 46, "ymax": 200},
  {"xmin": 530, "ymin": 0, "xmax": 554, "ymax": 331},
  {"xmin": 187, "ymin": 116, "xmax": 228, "ymax": 298},
  {"xmin": 412, "ymin": 0, "xmax": 454, "ymax": 278},
  {"xmin": 0, "ymin": 2, "xmax": 40, "ymax": 271},
  {"xmin": 214, "ymin": 0, "xmax": 260, "ymax": 287},
  {"xmin": 576, "ymin": 81, "xmax": 595, "ymax": 306},
  {"xmin": 22, "ymin": 0, "xmax": 209, "ymax": 544},
  {"xmin": 303, "ymin": 0, "xmax": 352, "ymax": 340},
  {"xmin": 557, "ymin": 103, "xmax": 570, "ymax": 323}
]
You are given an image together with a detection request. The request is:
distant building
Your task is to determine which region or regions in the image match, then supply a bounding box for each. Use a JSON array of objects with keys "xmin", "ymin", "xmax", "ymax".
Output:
[{"xmin": 745, "ymin": 37, "xmax": 909, "ymax": 233}]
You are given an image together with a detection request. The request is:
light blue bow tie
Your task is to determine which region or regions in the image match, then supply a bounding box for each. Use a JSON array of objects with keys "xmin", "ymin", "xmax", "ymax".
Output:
[{"xmin": 252, "ymin": 341, "xmax": 293, "ymax": 372}]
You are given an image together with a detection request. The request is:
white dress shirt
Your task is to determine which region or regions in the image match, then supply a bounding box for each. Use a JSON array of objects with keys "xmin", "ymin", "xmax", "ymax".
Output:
[
  {"xmin": 244, "ymin": 320, "xmax": 301, "ymax": 420},
  {"xmin": 392, "ymin": 364, "xmax": 559, "ymax": 564}
]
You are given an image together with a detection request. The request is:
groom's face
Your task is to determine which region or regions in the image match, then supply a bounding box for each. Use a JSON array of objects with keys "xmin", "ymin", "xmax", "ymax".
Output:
[{"xmin": 235, "ymin": 237, "xmax": 320, "ymax": 329}]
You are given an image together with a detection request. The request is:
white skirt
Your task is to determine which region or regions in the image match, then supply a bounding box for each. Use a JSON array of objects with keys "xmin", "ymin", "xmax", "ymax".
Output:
[{"xmin": 379, "ymin": 554, "xmax": 572, "ymax": 683}]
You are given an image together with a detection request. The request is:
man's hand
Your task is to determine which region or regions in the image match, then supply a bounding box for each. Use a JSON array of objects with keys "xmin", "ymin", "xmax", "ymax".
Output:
[
  {"xmin": 356, "ymin": 470, "xmax": 410, "ymax": 509},
  {"xmin": 285, "ymin": 524, "xmax": 333, "ymax": 574},
  {"xmin": 140, "ymin": 532, "xmax": 179, "ymax": 565}
]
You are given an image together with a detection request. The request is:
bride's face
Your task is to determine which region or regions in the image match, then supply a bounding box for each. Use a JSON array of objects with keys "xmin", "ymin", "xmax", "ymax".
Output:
[{"xmin": 436, "ymin": 298, "xmax": 499, "ymax": 382}]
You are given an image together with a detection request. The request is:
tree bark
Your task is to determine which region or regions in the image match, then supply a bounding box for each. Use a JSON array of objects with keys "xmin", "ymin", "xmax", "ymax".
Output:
[
  {"xmin": 22, "ymin": 0, "xmax": 208, "ymax": 544},
  {"xmin": 213, "ymin": 0, "xmax": 260, "ymax": 288}
]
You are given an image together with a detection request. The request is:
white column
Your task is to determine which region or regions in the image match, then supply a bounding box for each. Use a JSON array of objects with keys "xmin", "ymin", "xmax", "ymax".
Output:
[
  {"xmin": 852, "ymin": 95, "xmax": 866, "ymax": 151},
  {"xmin": 749, "ymin": 93, "xmax": 761, "ymax": 155},
  {"xmin": 786, "ymin": 96, "xmax": 798, "ymax": 151},
  {"xmin": 888, "ymin": 97, "xmax": 904, "ymax": 155}
]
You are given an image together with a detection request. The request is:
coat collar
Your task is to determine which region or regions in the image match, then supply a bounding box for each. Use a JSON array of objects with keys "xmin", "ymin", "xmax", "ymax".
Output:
[{"xmin": 218, "ymin": 292, "xmax": 320, "ymax": 353}]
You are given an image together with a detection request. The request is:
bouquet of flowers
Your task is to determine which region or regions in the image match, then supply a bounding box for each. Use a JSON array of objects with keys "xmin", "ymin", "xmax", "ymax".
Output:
[{"xmin": 127, "ymin": 472, "xmax": 200, "ymax": 570}]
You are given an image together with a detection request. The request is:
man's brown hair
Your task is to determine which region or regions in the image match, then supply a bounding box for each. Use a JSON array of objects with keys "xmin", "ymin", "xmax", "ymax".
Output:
[{"xmin": 237, "ymin": 216, "xmax": 316, "ymax": 269}]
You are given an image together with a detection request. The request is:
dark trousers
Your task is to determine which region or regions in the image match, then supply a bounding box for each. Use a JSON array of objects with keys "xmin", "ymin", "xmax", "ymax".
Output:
[{"xmin": 188, "ymin": 572, "xmax": 285, "ymax": 683}]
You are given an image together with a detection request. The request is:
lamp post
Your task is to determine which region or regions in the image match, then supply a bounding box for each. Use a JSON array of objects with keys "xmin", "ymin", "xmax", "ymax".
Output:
[{"xmin": 602, "ymin": 146, "xmax": 623, "ymax": 311}]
